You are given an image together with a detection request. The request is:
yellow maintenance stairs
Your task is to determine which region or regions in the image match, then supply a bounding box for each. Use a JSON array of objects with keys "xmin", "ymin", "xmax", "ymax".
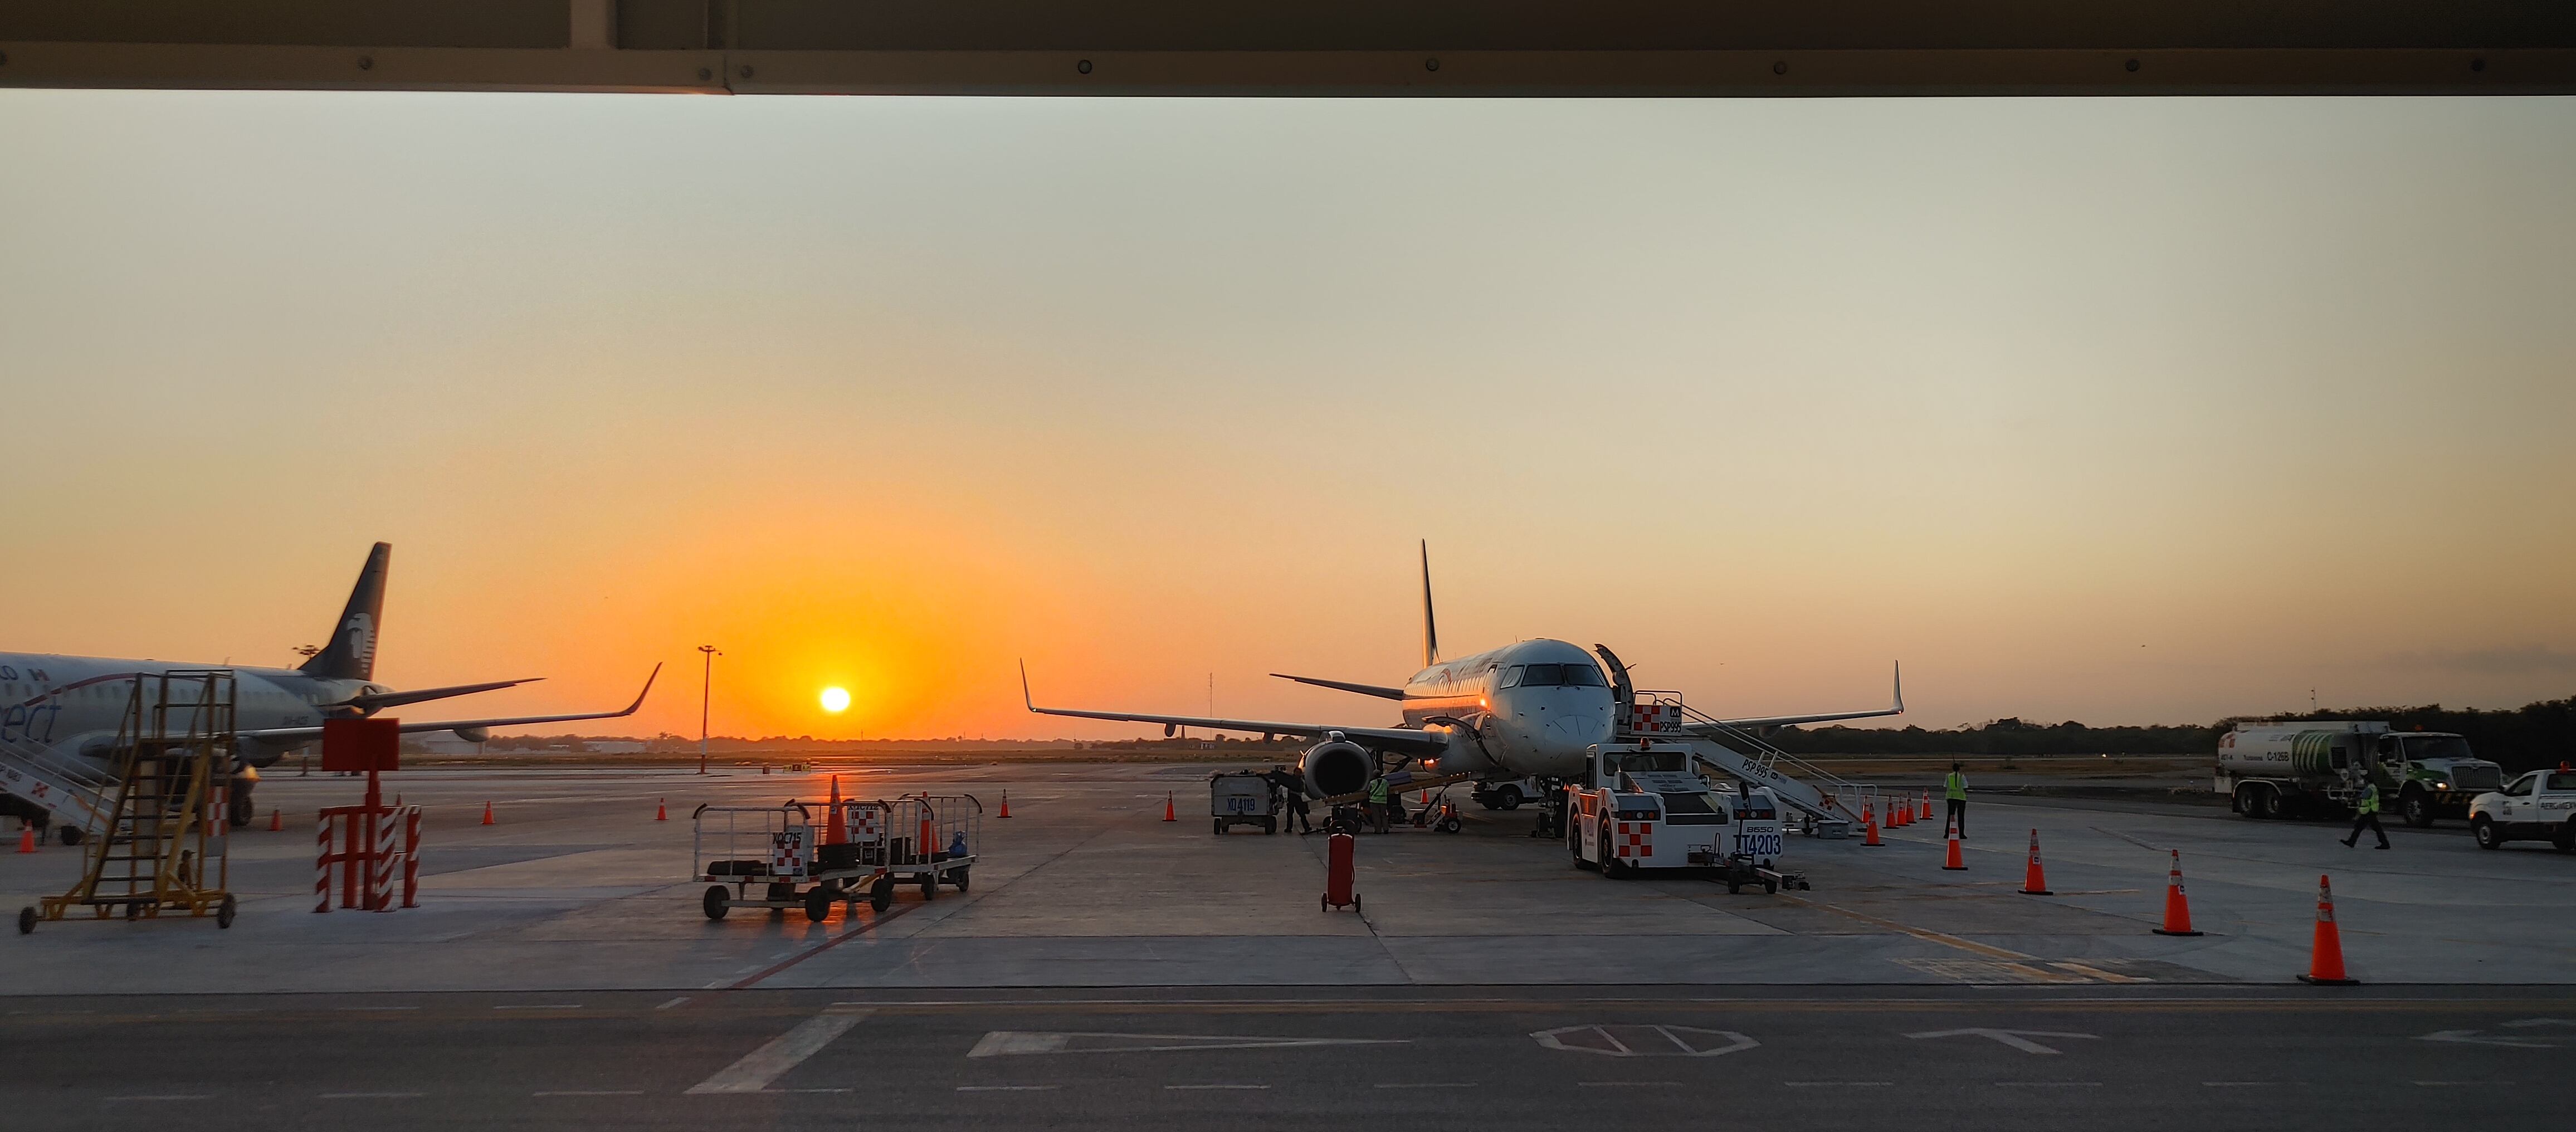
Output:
[{"xmin": 18, "ymin": 671, "xmax": 237, "ymax": 934}]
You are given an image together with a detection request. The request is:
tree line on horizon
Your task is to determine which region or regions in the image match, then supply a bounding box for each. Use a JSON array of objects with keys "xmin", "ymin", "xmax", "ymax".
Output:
[{"xmin": 1766, "ymin": 694, "xmax": 2576, "ymax": 774}]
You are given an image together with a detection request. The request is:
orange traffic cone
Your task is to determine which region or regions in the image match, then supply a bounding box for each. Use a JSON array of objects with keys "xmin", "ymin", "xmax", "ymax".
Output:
[
  {"xmin": 1941, "ymin": 823, "xmax": 1967, "ymax": 870},
  {"xmin": 998, "ymin": 791, "xmax": 1011, "ymax": 818},
  {"xmin": 2152, "ymin": 848, "xmax": 2202, "ymax": 936},
  {"xmin": 2297, "ymin": 874, "xmax": 2360, "ymax": 985},
  {"xmin": 655, "ymin": 798, "xmax": 667, "ymax": 822},
  {"xmin": 1895, "ymin": 802, "xmax": 1911, "ymax": 827},
  {"xmin": 16, "ymin": 824, "xmax": 35, "ymax": 854},
  {"xmin": 822, "ymin": 777, "xmax": 845, "ymax": 845},
  {"xmin": 1861, "ymin": 803, "xmax": 1882, "ymax": 846},
  {"xmin": 1163, "ymin": 792, "xmax": 1177, "ymax": 822},
  {"xmin": 481, "ymin": 801, "xmax": 495, "ymax": 826},
  {"xmin": 2019, "ymin": 829, "xmax": 2052, "ymax": 895},
  {"xmin": 1919, "ymin": 794, "xmax": 1932, "ymax": 822},
  {"xmin": 268, "ymin": 808, "xmax": 284, "ymax": 832}
]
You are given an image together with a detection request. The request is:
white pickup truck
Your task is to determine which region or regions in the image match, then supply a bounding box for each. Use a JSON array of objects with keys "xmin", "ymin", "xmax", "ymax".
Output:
[{"xmin": 2468, "ymin": 768, "xmax": 2576, "ymax": 852}]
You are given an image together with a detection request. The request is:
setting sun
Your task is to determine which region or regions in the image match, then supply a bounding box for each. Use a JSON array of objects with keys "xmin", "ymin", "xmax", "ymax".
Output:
[{"xmin": 819, "ymin": 686, "xmax": 851, "ymax": 714}]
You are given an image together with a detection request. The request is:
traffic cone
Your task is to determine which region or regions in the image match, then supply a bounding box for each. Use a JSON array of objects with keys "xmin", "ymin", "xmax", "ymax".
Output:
[
  {"xmin": 1894, "ymin": 802, "xmax": 1911, "ymax": 827},
  {"xmin": 481, "ymin": 801, "xmax": 495, "ymax": 826},
  {"xmin": 2152, "ymin": 848, "xmax": 2202, "ymax": 936},
  {"xmin": 822, "ymin": 777, "xmax": 845, "ymax": 845},
  {"xmin": 2019, "ymin": 829, "xmax": 2052, "ymax": 895},
  {"xmin": 1919, "ymin": 794, "xmax": 1932, "ymax": 822},
  {"xmin": 1861, "ymin": 804, "xmax": 1882, "ymax": 846},
  {"xmin": 655, "ymin": 798, "xmax": 667, "ymax": 822},
  {"xmin": 998, "ymin": 791, "xmax": 1011, "ymax": 818},
  {"xmin": 268, "ymin": 808, "xmax": 283, "ymax": 832},
  {"xmin": 2297, "ymin": 874, "xmax": 2360, "ymax": 985},
  {"xmin": 1163, "ymin": 792, "xmax": 1177, "ymax": 822},
  {"xmin": 16, "ymin": 824, "xmax": 34, "ymax": 854},
  {"xmin": 1941, "ymin": 824, "xmax": 1967, "ymax": 870}
]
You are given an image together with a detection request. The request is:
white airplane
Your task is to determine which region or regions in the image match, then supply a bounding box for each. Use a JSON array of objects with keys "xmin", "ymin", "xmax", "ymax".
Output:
[
  {"xmin": 1024, "ymin": 543, "xmax": 1899, "ymax": 804},
  {"xmin": 0, "ymin": 543, "xmax": 657, "ymax": 833}
]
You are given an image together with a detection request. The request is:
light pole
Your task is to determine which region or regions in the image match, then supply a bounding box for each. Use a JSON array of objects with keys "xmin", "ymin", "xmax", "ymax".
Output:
[{"xmin": 697, "ymin": 644, "xmax": 721, "ymax": 775}]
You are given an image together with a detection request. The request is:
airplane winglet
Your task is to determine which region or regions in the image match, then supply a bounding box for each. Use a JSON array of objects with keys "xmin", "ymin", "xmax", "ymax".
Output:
[
  {"xmin": 1893, "ymin": 661, "xmax": 1904, "ymax": 714},
  {"xmin": 621, "ymin": 662, "xmax": 663, "ymax": 714},
  {"xmin": 1019, "ymin": 659, "xmax": 1034, "ymax": 712}
]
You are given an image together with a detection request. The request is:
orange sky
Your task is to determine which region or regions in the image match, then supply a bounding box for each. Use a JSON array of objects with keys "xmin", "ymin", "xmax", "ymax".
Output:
[{"xmin": 4, "ymin": 92, "xmax": 2574, "ymax": 738}]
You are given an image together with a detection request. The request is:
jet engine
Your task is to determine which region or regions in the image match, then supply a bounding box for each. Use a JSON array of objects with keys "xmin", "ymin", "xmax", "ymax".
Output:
[
  {"xmin": 1299, "ymin": 738, "xmax": 1373, "ymax": 799},
  {"xmin": 449, "ymin": 726, "xmax": 491, "ymax": 743}
]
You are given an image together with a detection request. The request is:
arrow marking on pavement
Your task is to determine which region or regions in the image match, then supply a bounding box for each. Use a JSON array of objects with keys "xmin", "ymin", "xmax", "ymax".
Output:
[{"xmin": 1905, "ymin": 1028, "xmax": 2101, "ymax": 1055}]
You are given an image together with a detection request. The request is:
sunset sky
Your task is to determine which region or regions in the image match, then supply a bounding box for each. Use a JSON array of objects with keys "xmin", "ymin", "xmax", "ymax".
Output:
[{"xmin": 3, "ymin": 92, "xmax": 2572, "ymax": 740}]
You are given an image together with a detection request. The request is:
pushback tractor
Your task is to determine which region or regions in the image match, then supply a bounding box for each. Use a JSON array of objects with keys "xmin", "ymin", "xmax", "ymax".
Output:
[{"xmin": 1567, "ymin": 740, "xmax": 1807, "ymax": 894}]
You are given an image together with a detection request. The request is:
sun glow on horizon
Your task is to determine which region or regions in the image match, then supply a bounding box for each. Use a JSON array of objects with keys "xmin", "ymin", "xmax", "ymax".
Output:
[{"xmin": 819, "ymin": 686, "xmax": 852, "ymax": 714}]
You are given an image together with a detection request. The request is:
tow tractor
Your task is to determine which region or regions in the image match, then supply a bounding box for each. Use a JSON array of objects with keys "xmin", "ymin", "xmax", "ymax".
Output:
[
  {"xmin": 692, "ymin": 794, "xmax": 979, "ymax": 921},
  {"xmin": 1567, "ymin": 740, "xmax": 1808, "ymax": 894}
]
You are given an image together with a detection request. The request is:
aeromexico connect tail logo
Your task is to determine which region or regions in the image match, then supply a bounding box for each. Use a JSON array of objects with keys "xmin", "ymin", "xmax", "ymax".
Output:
[{"xmin": 342, "ymin": 612, "xmax": 376, "ymax": 670}]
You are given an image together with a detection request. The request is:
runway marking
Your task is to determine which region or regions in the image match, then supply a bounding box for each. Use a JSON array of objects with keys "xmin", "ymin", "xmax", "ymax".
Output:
[
  {"xmin": 1995, "ymin": 1081, "xmax": 2102, "ymax": 1087},
  {"xmin": 724, "ymin": 903, "xmax": 929, "ymax": 990},
  {"xmin": 495, "ymin": 1004, "xmax": 583, "ymax": 1010},
  {"xmin": 957, "ymin": 1085, "xmax": 1061, "ymax": 1091},
  {"xmin": 535, "ymin": 1091, "xmax": 643, "ymax": 1096},
  {"xmin": 1908, "ymin": 1028, "xmax": 2099, "ymax": 1055},
  {"xmin": 2414, "ymin": 1081, "xmax": 2512, "ymax": 1086},
  {"xmin": 2202, "ymin": 1082, "xmax": 2279, "ymax": 1086},
  {"xmin": 1533, "ymin": 1025, "xmax": 1757, "ymax": 1057},
  {"xmin": 1165, "ymin": 1084, "xmax": 1268, "ymax": 1090},
  {"xmin": 1376, "ymin": 1082, "xmax": 1477, "ymax": 1089},
  {"xmin": 1577, "ymin": 1081, "xmax": 1684, "ymax": 1087},
  {"xmin": 656, "ymin": 997, "xmax": 691, "ymax": 1010},
  {"xmin": 763, "ymin": 1088, "xmax": 856, "ymax": 1094},
  {"xmin": 970, "ymin": 1031, "xmax": 1407, "ymax": 1057},
  {"xmin": 333, "ymin": 1006, "xmax": 419, "ymax": 1011},
  {"xmin": 686, "ymin": 1007, "xmax": 872, "ymax": 1094},
  {"xmin": 2047, "ymin": 962, "xmax": 2149, "ymax": 984},
  {"xmin": 320, "ymin": 1092, "xmax": 428, "ymax": 1098},
  {"xmin": 1784, "ymin": 1081, "xmax": 1894, "ymax": 1087},
  {"xmin": 105, "ymin": 1095, "xmax": 214, "ymax": 1102}
]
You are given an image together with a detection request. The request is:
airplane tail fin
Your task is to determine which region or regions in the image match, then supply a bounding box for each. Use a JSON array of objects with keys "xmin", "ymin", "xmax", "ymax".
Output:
[
  {"xmin": 300, "ymin": 543, "xmax": 390, "ymax": 682},
  {"xmin": 1419, "ymin": 540, "xmax": 1440, "ymax": 669}
]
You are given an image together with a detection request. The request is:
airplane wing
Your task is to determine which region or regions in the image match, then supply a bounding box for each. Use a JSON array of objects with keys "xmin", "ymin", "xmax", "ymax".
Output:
[
  {"xmin": 1687, "ymin": 662, "xmax": 1904, "ymax": 731},
  {"xmin": 238, "ymin": 664, "xmax": 660, "ymax": 742},
  {"xmin": 1022, "ymin": 662, "xmax": 1448, "ymax": 755}
]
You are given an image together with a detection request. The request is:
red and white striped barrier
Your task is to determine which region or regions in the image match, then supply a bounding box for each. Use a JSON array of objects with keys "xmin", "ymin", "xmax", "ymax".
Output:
[{"xmin": 315, "ymin": 803, "xmax": 421, "ymax": 913}]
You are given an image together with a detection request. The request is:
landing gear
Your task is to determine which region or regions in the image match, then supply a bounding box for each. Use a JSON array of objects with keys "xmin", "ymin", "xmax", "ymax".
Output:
[{"xmin": 228, "ymin": 785, "xmax": 255, "ymax": 830}]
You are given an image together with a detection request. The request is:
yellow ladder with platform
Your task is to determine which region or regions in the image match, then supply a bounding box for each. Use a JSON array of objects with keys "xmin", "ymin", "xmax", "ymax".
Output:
[{"xmin": 19, "ymin": 671, "xmax": 237, "ymax": 934}]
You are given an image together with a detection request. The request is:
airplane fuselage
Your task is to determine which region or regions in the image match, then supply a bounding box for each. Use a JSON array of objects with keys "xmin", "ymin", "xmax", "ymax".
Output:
[
  {"xmin": 1398, "ymin": 638, "xmax": 1614, "ymax": 779},
  {"xmin": 0, "ymin": 652, "xmax": 374, "ymax": 768}
]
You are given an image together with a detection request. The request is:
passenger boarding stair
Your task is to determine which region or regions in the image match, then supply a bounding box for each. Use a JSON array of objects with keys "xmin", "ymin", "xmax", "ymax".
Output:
[
  {"xmin": 1631, "ymin": 692, "xmax": 1877, "ymax": 838},
  {"xmin": 24, "ymin": 671, "xmax": 237, "ymax": 932},
  {"xmin": 0, "ymin": 729, "xmax": 114, "ymax": 840}
]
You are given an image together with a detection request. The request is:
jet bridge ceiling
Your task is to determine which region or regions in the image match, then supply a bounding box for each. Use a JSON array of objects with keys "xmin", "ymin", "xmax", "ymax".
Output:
[{"xmin": 1, "ymin": 0, "xmax": 2570, "ymax": 96}]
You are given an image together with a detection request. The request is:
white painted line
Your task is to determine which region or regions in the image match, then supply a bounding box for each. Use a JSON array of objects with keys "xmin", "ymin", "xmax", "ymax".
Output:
[
  {"xmin": 495, "ymin": 1004, "xmax": 584, "ymax": 1010},
  {"xmin": 2202, "ymin": 1082, "xmax": 2278, "ymax": 1087},
  {"xmin": 763, "ymin": 1088, "xmax": 856, "ymax": 1094},
  {"xmin": 333, "ymin": 1006, "xmax": 419, "ymax": 1011},
  {"xmin": 1994, "ymin": 1082, "xmax": 2102, "ymax": 1088},
  {"xmin": 958, "ymin": 1085, "xmax": 1061, "ymax": 1092},
  {"xmin": 1784, "ymin": 1082, "xmax": 1894, "ymax": 1087},
  {"xmin": 655, "ymin": 997, "xmax": 692, "ymax": 1011},
  {"xmin": 105, "ymin": 1095, "xmax": 214, "ymax": 1102},
  {"xmin": 535, "ymin": 1091, "xmax": 644, "ymax": 1096},
  {"xmin": 1578, "ymin": 1082, "xmax": 1683, "ymax": 1087},
  {"xmin": 1375, "ymin": 1082, "xmax": 1476, "ymax": 1089},
  {"xmin": 2414, "ymin": 1081, "xmax": 2513, "ymax": 1087},
  {"xmin": 1165, "ymin": 1085, "xmax": 1268, "ymax": 1090},
  {"xmin": 685, "ymin": 1008, "xmax": 874, "ymax": 1094},
  {"xmin": 320, "ymin": 1092, "xmax": 428, "ymax": 1099}
]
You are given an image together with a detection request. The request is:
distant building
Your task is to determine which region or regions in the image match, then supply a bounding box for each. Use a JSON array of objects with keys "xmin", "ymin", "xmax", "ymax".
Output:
[{"xmin": 585, "ymin": 740, "xmax": 648, "ymax": 754}]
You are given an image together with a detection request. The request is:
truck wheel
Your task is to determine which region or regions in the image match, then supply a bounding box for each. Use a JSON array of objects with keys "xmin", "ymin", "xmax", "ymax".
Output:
[
  {"xmin": 921, "ymin": 871, "xmax": 937, "ymax": 900},
  {"xmin": 2555, "ymin": 823, "xmax": 2574, "ymax": 853},
  {"xmin": 702, "ymin": 886, "xmax": 731, "ymax": 920},
  {"xmin": 870, "ymin": 876, "xmax": 894, "ymax": 913},
  {"xmin": 2401, "ymin": 791, "xmax": 2434, "ymax": 829},
  {"xmin": 2472, "ymin": 816, "xmax": 2504, "ymax": 851},
  {"xmin": 2251, "ymin": 786, "xmax": 2281, "ymax": 821},
  {"xmin": 1572, "ymin": 841, "xmax": 1598, "ymax": 871},
  {"xmin": 1497, "ymin": 786, "xmax": 1524, "ymax": 811}
]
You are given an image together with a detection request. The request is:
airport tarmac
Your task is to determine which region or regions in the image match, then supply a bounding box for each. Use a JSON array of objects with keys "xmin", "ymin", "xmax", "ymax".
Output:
[{"xmin": 3, "ymin": 762, "xmax": 2569, "ymax": 993}]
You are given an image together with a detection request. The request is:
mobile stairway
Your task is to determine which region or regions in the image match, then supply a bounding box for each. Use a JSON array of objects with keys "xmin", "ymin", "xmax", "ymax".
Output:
[
  {"xmin": 1626, "ymin": 690, "xmax": 1882, "ymax": 840},
  {"xmin": 0, "ymin": 727, "xmax": 114, "ymax": 846},
  {"xmin": 22, "ymin": 671, "xmax": 238, "ymax": 933}
]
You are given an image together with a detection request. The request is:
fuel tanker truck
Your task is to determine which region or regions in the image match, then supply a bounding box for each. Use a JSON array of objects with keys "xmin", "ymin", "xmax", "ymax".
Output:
[{"xmin": 2218, "ymin": 720, "xmax": 2503, "ymax": 828}]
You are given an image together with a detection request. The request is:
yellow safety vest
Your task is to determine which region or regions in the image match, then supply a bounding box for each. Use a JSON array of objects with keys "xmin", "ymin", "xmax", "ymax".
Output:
[
  {"xmin": 1944, "ymin": 773, "xmax": 1967, "ymax": 801},
  {"xmin": 2357, "ymin": 785, "xmax": 2380, "ymax": 814},
  {"xmin": 1367, "ymin": 779, "xmax": 1388, "ymax": 803}
]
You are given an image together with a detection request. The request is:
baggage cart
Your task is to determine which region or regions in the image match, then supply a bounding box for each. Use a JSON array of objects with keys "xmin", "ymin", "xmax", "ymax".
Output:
[
  {"xmin": 691, "ymin": 795, "xmax": 982, "ymax": 921},
  {"xmin": 1208, "ymin": 771, "xmax": 1277, "ymax": 835}
]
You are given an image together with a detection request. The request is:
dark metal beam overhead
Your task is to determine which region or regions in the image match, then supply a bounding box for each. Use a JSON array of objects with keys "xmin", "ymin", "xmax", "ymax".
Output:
[{"xmin": 2, "ymin": 1, "xmax": 2570, "ymax": 96}]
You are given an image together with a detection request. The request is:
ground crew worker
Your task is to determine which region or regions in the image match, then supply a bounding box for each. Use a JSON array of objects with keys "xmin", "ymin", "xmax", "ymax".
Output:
[
  {"xmin": 1366, "ymin": 774, "xmax": 1391, "ymax": 834},
  {"xmin": 1944, "ymin": 762, "xmax": 1968, "ymax": 838},
  {"xmin": 1265, "ymin": 765, "xmax": 1313, "ymax": 834},
  {"xmin": 2343, "ymin": 780, "xmax": 2390, "ymax": 849}
]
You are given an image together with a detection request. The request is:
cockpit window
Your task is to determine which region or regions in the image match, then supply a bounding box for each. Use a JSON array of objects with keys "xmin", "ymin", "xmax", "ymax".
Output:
[
  {"xmin": 1497, "ymin": 666, "xmax": 1523, "ymax": 689},
  {"xmin": 1520, "ymin": 664, "xmax": 1563, "ymax": 686},
  {"xmin": 1562, "ymin": 665, "xmax": 1606, "ymax": 686}
]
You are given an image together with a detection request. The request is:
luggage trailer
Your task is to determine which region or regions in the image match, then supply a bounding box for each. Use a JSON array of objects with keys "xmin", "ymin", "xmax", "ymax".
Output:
[
  {"xmin": 692, "ymin": 794, "xmax": 980, "ymax": 921},
  {"xmin": 1568, "ymin": 741, "xmax": 1811, "ymax": 894}
]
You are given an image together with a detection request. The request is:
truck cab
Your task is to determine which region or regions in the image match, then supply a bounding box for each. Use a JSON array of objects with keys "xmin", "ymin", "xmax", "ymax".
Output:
[
  {"xmin": 2468, "ymin": 768, "xmax": 2576, "ymax": 852},
  {"xmin": 2374, "ymin": 731, "xmax": 2505, "ymax": 828},
  {"xmin": 1566, "ymin": 741, "xmax": 1802, "ymax": 891}
]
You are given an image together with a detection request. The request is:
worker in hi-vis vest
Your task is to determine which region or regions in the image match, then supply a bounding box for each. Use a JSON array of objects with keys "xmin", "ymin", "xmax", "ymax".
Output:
[
  {"xmin": 1366, "ymin": 775, "xmax": 1392, "ymax": 834},
  {"xmin": 1943, "ymin": 763, "xmax": 1969, "ymax": 838},
  {"xmin": 2342, "ymin": 780, "xmax": 2389, "ymax": 850}
]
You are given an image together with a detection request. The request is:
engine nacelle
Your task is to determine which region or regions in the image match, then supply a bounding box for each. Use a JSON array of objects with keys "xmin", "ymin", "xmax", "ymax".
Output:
[
  {"xmin": 449, "ymin": 726, "xmax": 491, "ymax": 744},
  {"xmin": 1299, "ymin": 739, "xmax": 1374, "ymax": 799}
]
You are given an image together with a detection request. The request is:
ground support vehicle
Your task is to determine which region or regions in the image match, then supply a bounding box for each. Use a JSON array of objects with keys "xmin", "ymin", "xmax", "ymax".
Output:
[
  {"xmin": 2218, "ymin": 720, "xmax": 2502, "ymax": 827},
  {"xmin": 1208, "ymin": 770, "xmax": 1277, "ymax": 835},
  {"xmin": 2469, "ymin": 768, "xmax": 2576, "ymax": 851},
  {"xmin": 691, "ymin": 795, "xmax": 980, "ymax": 921},
  {"xmin": 1566, "ymin": 741, "xmax": 1806, "ymax": 892},
  {"xmin": 1470, "ymin": 777, "xmax": 1541, "ymax": 811}
]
